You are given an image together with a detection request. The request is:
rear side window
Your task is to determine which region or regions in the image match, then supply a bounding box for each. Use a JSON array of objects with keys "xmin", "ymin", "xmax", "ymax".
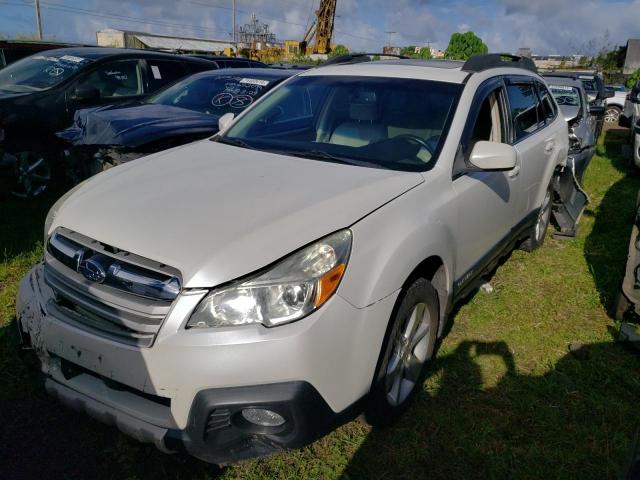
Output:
[
  {"xmin": 506, "ymin": 83, "xmax": 543, "ymax": 141},
  {"xmin": 146, "ymin": 60, "xmax": 187, "ymax": 91},
  {"xmin": 77, "ymin": 59, "xmax": 142, "ymax": 98}
]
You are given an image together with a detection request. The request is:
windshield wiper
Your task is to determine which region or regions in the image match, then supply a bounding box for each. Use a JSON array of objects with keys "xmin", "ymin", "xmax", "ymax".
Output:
[
  {"xmin": 216, "ymin": 137, "xmax": 255, "ymax": 150},
  {"xmin": 285, "ymin": 149, "xmax": 387, "ymax": 169}
]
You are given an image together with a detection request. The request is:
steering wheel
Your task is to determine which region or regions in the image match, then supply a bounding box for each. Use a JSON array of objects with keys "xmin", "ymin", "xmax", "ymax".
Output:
[{"xmin": 393, "ymin": 134, "xmax": 435, "ymax": 154}]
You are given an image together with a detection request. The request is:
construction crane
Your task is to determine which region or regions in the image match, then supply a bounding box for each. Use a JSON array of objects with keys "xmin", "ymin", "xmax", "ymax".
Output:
[{"xmin": 300, "ymin": 0, "xmax": 337, "ymax": 55}]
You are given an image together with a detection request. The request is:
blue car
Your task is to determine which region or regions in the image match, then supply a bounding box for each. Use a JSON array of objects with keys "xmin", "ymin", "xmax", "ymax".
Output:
[{"xmin": 57, "ymin": 67, "xmax": 297, "ymax": 178}]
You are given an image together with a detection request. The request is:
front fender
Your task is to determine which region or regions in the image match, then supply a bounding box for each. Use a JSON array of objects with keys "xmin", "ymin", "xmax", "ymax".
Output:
[{"xmin": 338, "ymin": 184, "xmax": 455, "ymax": 316}]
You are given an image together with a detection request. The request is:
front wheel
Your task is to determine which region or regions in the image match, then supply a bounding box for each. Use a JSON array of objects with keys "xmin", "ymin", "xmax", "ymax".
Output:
[
  {"xmin": 604, "ymin": 106, "xmax": 621, "ymax": 125},
  {"xmin": 364, "ymin": 277, "xmax": 439, "ymax": 426},
  {"xmin": 521, "ymin": 184, "xmax": 553, "ymax": 252}
]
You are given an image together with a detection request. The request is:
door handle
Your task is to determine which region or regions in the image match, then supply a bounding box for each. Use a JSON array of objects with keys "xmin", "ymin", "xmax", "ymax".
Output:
[{"xmin": 508, "ymin": 165, "xmax": 521, "ymax": 178}]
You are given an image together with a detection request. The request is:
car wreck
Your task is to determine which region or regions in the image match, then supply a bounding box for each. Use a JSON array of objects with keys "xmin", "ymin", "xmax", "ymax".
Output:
[
  {"xmin": 56, "ymin": 68, "xmax": 296, "ymax": 176},
  {"xmin": 545, "ymin": 76, "xmax": 597, "ymax": 238},
  {"xmin": 0, "ymin": 47, "xmax": 217, "ymax": 197}
]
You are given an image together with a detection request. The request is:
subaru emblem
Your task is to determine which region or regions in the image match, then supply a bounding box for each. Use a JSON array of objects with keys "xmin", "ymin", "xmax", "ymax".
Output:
[{"xmin": 78, "ymin": 256, "xmax": 107, "ymax": 283}]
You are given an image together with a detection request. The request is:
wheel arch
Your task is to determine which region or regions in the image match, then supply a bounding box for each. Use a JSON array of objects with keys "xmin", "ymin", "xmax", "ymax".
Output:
[{"xmin": 401, "ymin": 255, "xmax": 450, "ymax": 337}]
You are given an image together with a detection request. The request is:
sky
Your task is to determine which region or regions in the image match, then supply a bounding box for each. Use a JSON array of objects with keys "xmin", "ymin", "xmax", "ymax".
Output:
[{"xmin": 0, "ymin": 0, "xmax": 639, "ymax": 55}]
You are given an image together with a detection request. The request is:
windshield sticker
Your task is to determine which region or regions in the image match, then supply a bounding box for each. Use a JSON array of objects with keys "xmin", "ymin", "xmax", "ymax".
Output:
[
  {"xmin": 578, "ymin": 75, "xmax": 594, "ymax": 80},
  {"xmin": 45, "ymin": 66, "xmax": 65, "ymax": 77},
  {"xmin": 240, "ymin": 78, "xmax": 269, "ymax": 87},
  {"xmin": 550, "ymin": 85, "xmax": 573, "ymax": 92},
  {"xmin": 151, "ymin": 65, "xmax": 162, "ymax": 80},
  {"xmin": 105, "ymin": 70, "xmax": 128, "ymax": 81},
  {"xmin": 60, "ymin": 55, "xmax": 85, "ymax": 63}
]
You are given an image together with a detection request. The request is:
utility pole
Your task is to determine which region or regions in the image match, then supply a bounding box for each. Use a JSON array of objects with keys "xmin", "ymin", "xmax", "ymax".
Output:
[
  {"xmin": 232, "ymin": 0, "xmax": 236, "ymax": 52},
  {"xmin": 34, "ymin": 0, "xmax": 43, "ymax": 40}
]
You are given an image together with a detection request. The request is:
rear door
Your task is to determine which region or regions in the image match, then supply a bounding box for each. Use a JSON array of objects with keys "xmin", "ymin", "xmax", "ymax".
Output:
[
  {"xmin": 504, "ymin": 77, "xmax": 557, "ymax": 217},
  {"xmin": 143, "ymin": 59, "xmax": 189, "ymax": 93}
]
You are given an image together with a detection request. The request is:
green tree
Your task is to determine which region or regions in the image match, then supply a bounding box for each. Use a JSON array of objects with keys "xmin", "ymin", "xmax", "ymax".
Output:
[
  {"xmin": 627, "ymin": 68, "xmax": 640, "ymax": 89},
  {"xmin": 399, "ymin": 46, "xmax": 432, "ymax": 59},
  {"xmin": 444, "ymin": 31, "xmax": 488, "ymax": 60},
  {"xmin": 329, "ymin": 44, "xmax": 349, "ymax": 57}
]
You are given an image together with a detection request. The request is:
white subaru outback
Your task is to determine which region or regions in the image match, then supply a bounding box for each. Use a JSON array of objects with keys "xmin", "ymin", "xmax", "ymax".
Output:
[{"xmin": 17, "ymin": 54, "xmax": 569, "ymax": 464}]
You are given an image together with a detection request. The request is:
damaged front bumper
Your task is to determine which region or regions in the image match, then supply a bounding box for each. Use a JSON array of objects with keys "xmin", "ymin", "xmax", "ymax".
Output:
[
  {"xmin": 16, "ymin": 263, "xmax": 381, "ymax": 464},
  {"xmin": 551, "ymin": 150, "xmax": 593, "ymax": 239}
]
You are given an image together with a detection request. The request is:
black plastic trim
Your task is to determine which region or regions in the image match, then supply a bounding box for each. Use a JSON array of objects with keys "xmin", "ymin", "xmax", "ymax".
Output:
[
  {"xmin": 462, "ymin": 53, "xmax": 538, "ymax": 74},
  {"xmin": 165, "ymin": 381, "xmax": 363, "ymax": 465},
  {"xmin": 452, "ymin": 208, "xmax": 539, "ymax": 303}
]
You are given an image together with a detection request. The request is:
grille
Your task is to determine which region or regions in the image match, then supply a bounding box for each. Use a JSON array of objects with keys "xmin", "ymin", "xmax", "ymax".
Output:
[{"xmin": 44, "ymin": 227, "xmax": 182, "ymax": 348}]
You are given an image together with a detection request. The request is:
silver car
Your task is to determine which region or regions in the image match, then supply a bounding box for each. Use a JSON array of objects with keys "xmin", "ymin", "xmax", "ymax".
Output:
[{"xmin": 17, "ymin": 54, "xmax": 570, "ymax": 464}]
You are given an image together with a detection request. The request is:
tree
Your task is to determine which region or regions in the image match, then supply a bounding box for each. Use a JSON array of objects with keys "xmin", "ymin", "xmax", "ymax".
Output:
[
  {"xmin": 329, "ymin": 44, "xmax": 349, "ymax": 58},
  {"xmin": 627, "ymin": 68, "xmax": 640, "ymax": 89},
  {"xmin": 444, "ymin": 31, "xmax": 488, "ymax": 61},
  {"xmin": 399, "ymin": 46, "xmax": 432, "ymax": 59}
]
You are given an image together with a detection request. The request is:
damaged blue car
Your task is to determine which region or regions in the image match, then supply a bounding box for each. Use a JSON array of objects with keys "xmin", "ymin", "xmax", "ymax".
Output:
[{"xmin": 57, "ymin": 67, "xmax": 296, "ymax": 178}]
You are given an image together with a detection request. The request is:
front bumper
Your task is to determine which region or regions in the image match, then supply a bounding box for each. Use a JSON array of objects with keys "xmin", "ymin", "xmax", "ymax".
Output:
[
  {"xmin": 43, "ymin": 374, "xmax": 357, "ymax": 464},
  {"xmin": 17, "ymin": 263, "xmax": 397, "ymax": 463}
]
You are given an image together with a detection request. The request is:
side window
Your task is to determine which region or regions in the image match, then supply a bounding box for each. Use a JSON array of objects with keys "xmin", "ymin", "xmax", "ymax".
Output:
[
  {"xmin": 536, "ymin": 82, "xmax": 557, "ymax": 122},
  {"xmin": 146, "ymin": 60, "xmax": 187, "ymax": 92},
  {"xmin": 506, "ymin": 83, "xmax": 543, "ymax": 141},
  {"xmin": 469, "ymin": 88, "xmax": 505, "ymax": 148},
  {"xmin": 77, "ymin": 60, "xmax": 142, "ymax": 98}
]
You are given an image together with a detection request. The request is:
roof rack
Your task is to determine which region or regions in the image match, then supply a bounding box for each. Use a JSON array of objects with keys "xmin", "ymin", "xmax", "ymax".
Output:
[
  {"xmin": 462, "ymin": 53, "xmax": 538, "ymax": 74},
  {"xmin": 318, "ymin": 53, "xmax": 409, "ymax": 67}
]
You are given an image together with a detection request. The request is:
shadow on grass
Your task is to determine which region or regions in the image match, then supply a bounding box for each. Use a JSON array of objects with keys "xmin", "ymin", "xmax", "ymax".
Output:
[
  {"xmin": 343, "ymin": 340, "xmax": 640, "ymax": 480},
  {"xmin": 0, "ymin": 189, "xmax": 61, "ymax": 261},
  {"xmin": 584, "ymin": 128, "xmax": 640, "ymax": 312}
]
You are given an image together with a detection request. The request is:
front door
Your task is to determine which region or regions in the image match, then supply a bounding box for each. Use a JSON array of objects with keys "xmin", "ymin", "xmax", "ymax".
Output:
[{"xmin": 452, "ymin": 79, "xmax": 523, "ymax": 288}]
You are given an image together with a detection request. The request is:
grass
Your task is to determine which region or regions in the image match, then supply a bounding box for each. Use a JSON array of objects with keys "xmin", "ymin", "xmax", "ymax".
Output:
[{"xmin": 1, "ymin": 127, "xmax": 639, "ymax": 479}]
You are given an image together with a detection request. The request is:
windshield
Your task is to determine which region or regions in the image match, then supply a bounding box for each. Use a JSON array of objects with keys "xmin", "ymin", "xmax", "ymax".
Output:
[
  {"xmin": 0, "ymin": 53, "xmax": 92, "ymax": 92},
  {"xmin": 549, "ymin": 85, "xmax": 582, "ymax": 107},
  {"xmin": 148, "ymin": 74, "xmax": 275, "ymax": 115},
  {"xmin": 220, "ymin": 75, "xmax": 461, "ymax": 172}
]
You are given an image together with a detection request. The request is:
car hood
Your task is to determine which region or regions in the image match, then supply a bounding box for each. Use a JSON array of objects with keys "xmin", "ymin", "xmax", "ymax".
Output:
[
  {"xmin": 52, "ymin": 140, "xmax": 424, "ymax": 288},
  {"xmin": 56, "ymin": 103, "xmax": 218, "ymax": 149},
  {"xmin": 560, "ymin": 105, "xmax": 580, "ymax": 123}
]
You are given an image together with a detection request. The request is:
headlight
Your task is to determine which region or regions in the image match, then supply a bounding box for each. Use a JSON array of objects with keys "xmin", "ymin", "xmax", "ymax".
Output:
[{"xmin": 187, "ymin": 229, "xmax": 352, "ymax": 328}]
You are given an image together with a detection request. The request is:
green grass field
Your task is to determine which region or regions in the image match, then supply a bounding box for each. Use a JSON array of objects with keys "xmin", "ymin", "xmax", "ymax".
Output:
[{"xmin": 1, "ymin": 127, "xmax": 639, "ymax": 479}]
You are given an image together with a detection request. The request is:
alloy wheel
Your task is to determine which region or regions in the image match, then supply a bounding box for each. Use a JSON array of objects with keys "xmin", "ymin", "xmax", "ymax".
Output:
[
  {"xmin": 385, "ymin": 302, "xmax": 432, "ymax": 406},
  {"xmin": 13, "ymin": 151, "xmax": 51, "ymax": 198},
  {"xmin": 605, "ymin": 107, "xmax": 620, "ymax": 124}
]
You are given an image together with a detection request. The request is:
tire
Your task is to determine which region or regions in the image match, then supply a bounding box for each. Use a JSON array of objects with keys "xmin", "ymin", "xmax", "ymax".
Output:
[
  {"xmin": 521, "ymin": 183, "xmax": 553, "ymax": 252},
  {"xmin": 605, "ymin": 105, "xmax": 622, "ymax": 125},
  {"xmin": 613, "ymin": 291, "xmax": 632, "ymax": 321},
  {"xmin": 364, "ymin": 277, "xmax": 439, "ymax": 426}
]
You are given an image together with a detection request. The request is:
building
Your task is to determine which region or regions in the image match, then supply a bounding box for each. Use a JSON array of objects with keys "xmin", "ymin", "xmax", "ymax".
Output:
[
  {"xmin": 624, "ymin": 39, "xmax": 640, "ymax": 74},
  {"xmin": 517, "ymin": 47, "xmax": 532, "ymax": 58},
  {"xmin": 531, "ymin": 54, "xmax": 583, "ymax": 70},
  {"xmin": 96, "ymin": 29, "xmax": 234, "ymax": 55}
]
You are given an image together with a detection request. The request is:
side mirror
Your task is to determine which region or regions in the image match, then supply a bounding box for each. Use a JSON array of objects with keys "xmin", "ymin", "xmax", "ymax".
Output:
[
  {"xmin": 72, "ymin": 84, "xmax": 100, "ymax": 102},
  {"xmin": 468, "ymin": 141, "xmax": 517, "ymax": 171},
  {"xmin": 218, "ymin": 112, "xmax": 235, "ymax": 132},
  {"xmin": 604, "ymin": 87, "xmax": 615, "ymax": 99},
  {"xmin": 589, "ymin": 105, "xmax": 606, "ymax": 116}
]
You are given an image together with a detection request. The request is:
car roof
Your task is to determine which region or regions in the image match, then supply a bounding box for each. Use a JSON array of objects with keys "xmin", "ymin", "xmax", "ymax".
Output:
[
  {"xmin": 33, "ymin": 46, "xmax": 211, "ymax": 63},
  {"xmin": 191, "ymin": 67, "xmax": 298, "ymax": 80},
  {"xmin": 301, "ymin": 55, "xmax": 543, "ymax": 84},
  {"xmin": 300, "ymin": 59, "xmax": 469, "ymax": 83},
  {"xmin": 543, "ymin": 76, "xmax": 583, "ymax": 89}
]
